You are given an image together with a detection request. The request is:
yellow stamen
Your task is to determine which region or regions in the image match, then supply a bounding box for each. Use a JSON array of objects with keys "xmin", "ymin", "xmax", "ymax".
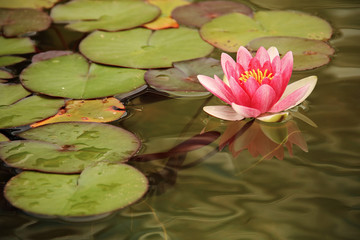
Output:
[{"xmin": 239, "ymin": 69, "xmax": 273, "ymax": 84}]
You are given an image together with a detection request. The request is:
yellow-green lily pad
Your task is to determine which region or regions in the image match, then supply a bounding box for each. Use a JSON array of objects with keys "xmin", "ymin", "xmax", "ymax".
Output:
[
  {"xmin": 0, "ymin": 133, "xmax": 9, "ymax": 142},
  {"xmin": 51, "ymin": 0, "xmax": 160, "ymax": 32},
  {"xmin": 0, "ymin": 69, "xmax": 13, "ymax": 79},
  {"xmin": 80, "ymin": 27, "xmax": 214, "ymax": 69},
  {"xmin": 0, "ymin": 83, "xmax": 31, "ymax": 106},
  {"xmin": 4, "ymin": 162, "xmax": 148, "ymax": 217},
  {"xmin": 0, "ymin": 56, "xmax": 26, "ymax": 67},
  {"xmin": 0, "ymin": 122, "xmax": 141, "ymax": 173},
  {"xmin": 200, "ymin": 11, "xmax": 333, "ymax": 52},
  {"xmin": 0, "ymin": 36, "xmax": 35, "ymax": 56},
  {"xmin": 20, "ymin": 53, "xmax": 146, "ymax": 99}
]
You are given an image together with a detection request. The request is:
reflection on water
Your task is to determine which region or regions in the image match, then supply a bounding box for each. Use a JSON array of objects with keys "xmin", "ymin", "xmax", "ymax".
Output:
[{"xmin": 1, "ymin": 0, "xmax": 360, "ymax": 240}]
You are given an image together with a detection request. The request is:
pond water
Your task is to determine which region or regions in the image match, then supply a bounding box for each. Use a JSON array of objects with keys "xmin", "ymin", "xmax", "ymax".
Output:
[{"xmin": 1, "ymin": 0, "xmax": 360, "ymax": 239}]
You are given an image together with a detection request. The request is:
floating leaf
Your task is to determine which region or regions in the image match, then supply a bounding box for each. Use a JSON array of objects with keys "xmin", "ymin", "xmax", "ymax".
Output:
[
  {"xmin": 145, "ymin": 58, "xmax": 223, "ymax": 97},
  {"xmin": 0, "ymin": 122, "xmax": 141, "ymax": 173},
  {"xmin": 0, "ymin": 69, "xmax": 13, "ymax": 79},
  {"xmin": 172, "ymin": 0, "xmax": 253, "ymax": 28},
  {"xmin": 51, "ymin": 0, "xmax": 160, "ymax": 32},
  {"xmin": 20, "ymin": 53, "xmax": 146, "ymax": 99},
  {"xmin": 200, "ymin": 11, "xmax": 333, "ymax": 52},
  {"xmin": 0, "ymin": 36, "xmax": 35, "ymax": 56},
  {"xmin": 0, "ymin": 0, "xmax": 61, "ymax": 9},
  {"xmin": 0, "ymin": 133, "xmax": 9, "ymax": 142},
  {"xmin": 0, "ymin": 56, "xmax": 26, "ymax": 67},
  {"xmin": 144, "ymin": 0, "xmax": 189, "ymax": 30},
  {"xmin": 31, "ymin": 50, "xmax": 73, "ymax": 63},
  {"xmin": 0, "ymin": 95, "xmax": 64, "ymax": 129},
  {"xmin": 4, "ymin": 162, "xmax": 148, "ymax": 217},
  {"xmin": 80, "ymin": 27, "xmax": 214, "ymax": 69},
  {"xmin": 31, "ymin": 98, "xmax": 126, "ymax": 127},
  {"xmin": 0, "ymin": 83, "xmax": 31, "ymax": 106},
  {"xmin": 247, "ymin": 36, "xmax": 335, "ymax": 70},
  {"xmin": 0, "ymin": 8, "xmax": 51, "ymax": 37}
]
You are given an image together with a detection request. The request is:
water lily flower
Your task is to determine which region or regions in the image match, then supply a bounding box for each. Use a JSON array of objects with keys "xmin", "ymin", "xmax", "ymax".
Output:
[{"xmin": 197, "ymin": 46, "xmax": 317, "ymax": 122}]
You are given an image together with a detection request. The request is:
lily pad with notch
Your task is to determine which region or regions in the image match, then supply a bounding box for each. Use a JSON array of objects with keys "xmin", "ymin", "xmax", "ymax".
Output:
[
  {"xmin": 145, "ymin": 58, "xmax": 224, "ymax": 97},
  {"xmin": 20, "ymin": 53, "xmax": 146, "ymax": 99},
  {"xmin": 172, "ymin": 0, "xmax": 253, "ymax": 28},
  {"xmin": 200, "ymin": 11, "xmax": 333, "ymax": 52},
  {"xmin": 0, "ymin": 122, "xmax": 141, "ymax": 173},
  {"xmin": 4, "ymin": 162, "xmax": 148, "ymax": 217},
  {"xmin": 50, "ymin": 0, "xmax": 160, "ymax": 32},
  {"xmin": 79, "ymin": 27, "xmax": 214, "ymax": 69},
  {"xmin": 0, "ymin": 8, "xmax": 51, "ymax": 37},
  {"xmin": 247, "ymin": 36, "xmax": 335, "ymax": 70}
]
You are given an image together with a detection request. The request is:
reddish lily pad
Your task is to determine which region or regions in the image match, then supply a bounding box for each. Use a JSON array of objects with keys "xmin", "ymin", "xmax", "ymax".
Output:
[
  {"xmin": 51, "ymin": 0, "xmax": 160, "ymax": 32},
  {"xmin": 20, "ymin": 53, "xmax": 146, "ymax": 99},
  {"xmin": 172, "ymin": 0, "xmax": 253, "ymax": 28},
  {"xmin": 80, "ymin": 27, "xmax": 214, "ymax": 69},
  {"xmin": 247, "ymin": 36, "xmax": 335, "ymax": 70},
  {"xmin": 0, "ymin": 122, "xmax": 141, "ymax": 173},
  {"xmin": 0, "ymin": 95, "xmax": 64, "ymax": 129},
  {"xmin": 0, "ymin": 8, "xmax": 51, "ymax": 37},
  {"xmin": 0, "ymin": 69, "xmax": 13, "ymax": 79},
  {"xmin": 143, "ymin": 0, "xmax": 189, "ymax": 30},
  {"xmin": 31, "ymin": 98, "xmax": 126, "ymax": 127},
  {"xmin": 0, "ymin": 36, "xmax": 35, "ymax": 56},
  {"xmin": 145, "ymin": 58, "xmax": 223, "ymax": 97},
  {"xmin": 0, "ymin": 0, "xmax": 61, "ymax": 9},
  {"xmin": 0, "ymin": 56, "xmax": 26, "ymax": 67},
  {"xmin": 31, "ymin": 50, "xmax": 73, "ymax": 63},
  {"xmin": 0, "ymin": 83, "xmax": 31, "ymax": 106},
  {"xmin": 4, "ymin": 162, "xmax": 148, "ymax": 217},
  {"xmin": 200, "ymin": 11, "xmax": 333, "ymax": 52}
]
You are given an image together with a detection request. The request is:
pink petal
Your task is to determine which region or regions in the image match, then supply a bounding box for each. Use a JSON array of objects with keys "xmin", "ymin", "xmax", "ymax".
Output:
[
  {"xmin": 249, "ymin": 57, "xmax": 261, "ymax": 70},
  {"xmin": 269, "ymin": 73, "xmax": 287, "ymax": 100},
  {"xmin": 221, "ymin": 53, "xmax": 237, "ymax": 80},
  {"xmin": 197, "ymin": 75, "xmax": 235, "ymax": 104},
  {"xmin": 236, "ymin": 46, "xmax": 252, "ymax": 71},
  {"xmin": 228, "ymin": 76, "xmax": 251, "ymax": 106},
  {"xmin": 231, "ymin": 103, "xmax": 261, "ymax": 118},
  {"xmin": 279, "ymin": 76, "xmax": 317, "ymax": 104},
  {"xmin": 280, "ymin": 51, "xmax": 293, "ymax": 81},
  {"xmin": 203, "ymin": 105, "xmax": 245, "ymax": 121},
  {"xmin": 254, "ymin": 46, "xmax": 270, "ymax": 67},
  {"xmin": 267, "ymin": 47, "xmax": 279, "ymax": 62},
  {"xmin": 243, "ymin": 76, "xmax": 259, "ymax": 98},
  {"xmin": 250, "ymin": 84, "xmax": 277, "ymax": 113},
  {"xmin": 271, "ymin": 55, "xmax": 281, "ymax": 73}
]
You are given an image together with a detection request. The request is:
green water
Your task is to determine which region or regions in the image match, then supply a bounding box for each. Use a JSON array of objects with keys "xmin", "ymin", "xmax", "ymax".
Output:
[{"xmin": 1, "ymin": 0, "xmax": 360, "ymax": 239}]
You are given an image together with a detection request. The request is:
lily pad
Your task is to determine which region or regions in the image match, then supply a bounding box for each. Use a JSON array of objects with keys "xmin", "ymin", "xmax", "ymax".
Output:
[
  {"xmin": 0, "ymin": 69, "xmax": 13, "ymax": 79},
  {"xmin": 0, "ymin": 95, "xmax": 64, "ymax": 129},
  {"xmin": 0, "ymin": 122, "xmax": 141, "ymax": 173},
  {"xmin": 145, "ymin": 58, "xmax": 223, "ymax": 97},
  {"xmin": 0, "ymin": 8, "xmax": 51, "ymax": 37},
  {"xmin": 0, "ymin": 56, "xmax": 26, "ymax": 67},
  {"xmin": 20, "ymin": 53, "xmax": 146, "ymax": 99},
  {"xmin": 143, "ymin": 0, "xmax": 189, "ymax": 30},
  {"xmin": 172, "ymin": 0, "xmax": 253, "ymax": 28},
  {"xmin": 0, "ymin": 83, "xmax": 31, "ymax": 106},
  {"xmin": 80, "ymin": 27, "xmax": 214, "ymax": 69},
  {"xmin": 0, "ymin": 0, "xmax": 61, "ymax": 9},
  {"xmin": 4, "ymin": 162, "xmax": 148, "ymax": 217},
  {"xmin": 31, "ymin": 98, "xmax": 126, "ymax": 127},
  {"xmin": 0, "ymin": 36, "xmax": 35, "ymax": 56},
  {"xmin": 0, "ymin": 133, "xmax": 9, "ymax": 142},
  {"xmin": 50, "ymin": 0, "xmax": 160, "ymax": 32},
  {"xmin": 247, "ymin": 36, "xmax": 335, "ymax": 70},
  {"xmin": 200, "ymin": 11, "xmax": 333, "ymax": 52}
]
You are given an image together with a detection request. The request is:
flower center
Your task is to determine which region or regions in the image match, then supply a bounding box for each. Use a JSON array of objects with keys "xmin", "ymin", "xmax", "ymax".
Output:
[{"xmin": 239, "ymin": 69, "xmax": 273, "ymax": 84}]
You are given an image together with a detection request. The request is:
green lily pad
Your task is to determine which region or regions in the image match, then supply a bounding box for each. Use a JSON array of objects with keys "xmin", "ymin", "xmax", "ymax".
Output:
[
  {"xmin": 4, "ymin": 162, "xmax": 148, "ymax": 217},
  {"xmin": 80, "ymin": 27, "xmax": 214, "ymax": 69},
  {"xmin": 172, "ymin": 0, "xmax": 253, "ymax": 28},
  {"xmin": 0, "ymin": 122, "xmax": 141, "ymax": 173},
  {"xmin": 0, "ymin": 133, "xmax": 9, "ymax": 142},
  {"xmin": 0, "ymin": 8, "xmax": 51, "ymax": 37},
  {"xmin": 0, "ymin": 95, "xmax": 64, "ymax": 129},
  {"xmin": 0, "ymin": 83, "xmax": 31, "ymax": 106},
  {"xmin": 247, "ymin": 36, "xmax": 335, "ymax": 70},
  {"xmin": 20, "ymin": 53, "xmax": 146, "ymax": 99},
  {"xmin": 0, "ymin": 69, "xmax": 13, "ymax": 79},
  {"xmin": 0, "ymin": 56, "xmax": 26, "ymax": 67},
  {"xmin": 200, "ymin": 11, "xmax": 333, "ymax": 52},
  {"xmin": 145, "ymin": 58, "xmax": 223, "ymax": 97},
  {"xmin": 0, "ymin": 36, "xmax": 35, "ymax": 56},
  {"xmin": 50, "ymin": 0, "xmax": 160, "ymax": 32},
  {"xmin": 0, "ymin": 0, "xmax": 61, "ymax": 9}
]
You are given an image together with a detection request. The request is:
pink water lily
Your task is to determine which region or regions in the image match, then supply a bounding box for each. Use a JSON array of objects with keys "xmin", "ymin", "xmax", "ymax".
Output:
[{"xmin": 197, "ymin": 46, "xmax": 317, "ymax": 121}]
